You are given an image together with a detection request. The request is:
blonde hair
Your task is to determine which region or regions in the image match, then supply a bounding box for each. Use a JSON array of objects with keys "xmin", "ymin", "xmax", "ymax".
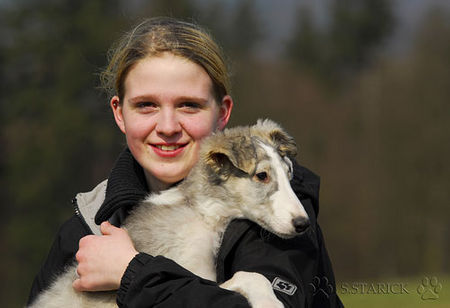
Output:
[{"xmin": 100, "ymin": 17, "xmax": 231, "ymax": 103}]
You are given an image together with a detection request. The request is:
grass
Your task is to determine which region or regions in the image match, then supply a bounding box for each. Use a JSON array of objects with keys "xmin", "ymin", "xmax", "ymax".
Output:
[{"xmin": 337, "ymin": 275, "xmax": 449, "ymax": 308}]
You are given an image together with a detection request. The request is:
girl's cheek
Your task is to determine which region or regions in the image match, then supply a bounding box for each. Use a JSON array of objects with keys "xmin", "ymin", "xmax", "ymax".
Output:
[
  {"xmin": 188, "ymin": 123, "xmax": 214, "ymax": 139},
  {"xmin": 184, "ymin": 114, "xmax": 218, "ymax": 137}
]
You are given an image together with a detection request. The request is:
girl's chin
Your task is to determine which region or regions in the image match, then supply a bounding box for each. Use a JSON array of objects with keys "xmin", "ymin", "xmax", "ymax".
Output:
[{"xmin": 144, "ymin": 167, "xmax": 188, "ymax": 189}]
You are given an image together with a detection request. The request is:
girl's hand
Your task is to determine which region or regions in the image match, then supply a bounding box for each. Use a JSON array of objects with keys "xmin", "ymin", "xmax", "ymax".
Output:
[{"xmin": 72, "ymin": 221, "xmax": 138, "ymax": 291}]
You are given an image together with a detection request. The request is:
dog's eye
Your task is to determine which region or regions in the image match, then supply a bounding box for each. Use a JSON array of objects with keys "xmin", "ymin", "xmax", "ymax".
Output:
[{"xmin": 255, "ymin": 172, "xmax": 269, "ymax": 183}]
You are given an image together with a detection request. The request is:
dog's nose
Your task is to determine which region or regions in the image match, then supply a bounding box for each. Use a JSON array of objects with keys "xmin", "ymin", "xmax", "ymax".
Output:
[{"xmin": 292, "ymin": 216, "xmax": 310, "ymax": 233}]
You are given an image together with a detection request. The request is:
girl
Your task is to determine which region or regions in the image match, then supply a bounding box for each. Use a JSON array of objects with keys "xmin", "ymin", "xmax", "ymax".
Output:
[{"xmin": 28, "ymin": 17, "xmax": 343, "ymax": 307}]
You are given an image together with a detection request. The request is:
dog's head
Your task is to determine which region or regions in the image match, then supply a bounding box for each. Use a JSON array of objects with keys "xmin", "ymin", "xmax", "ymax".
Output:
[
  {"xmin": 251, "ymin": 119, "xmax": 298, "ymax": 159},
  {"xmin": 200, "ymin": 119, "xmax": 309, "ymax": 238}
]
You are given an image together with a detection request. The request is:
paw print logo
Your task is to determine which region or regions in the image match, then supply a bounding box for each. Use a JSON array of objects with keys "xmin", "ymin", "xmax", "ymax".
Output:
[
  {"xmin": 417, "ymin": 276, "xmax": 442, "ymax": 300},
  {"xmin": 309, "ymin": 276, "xmax": 334, "ymax": 299}
]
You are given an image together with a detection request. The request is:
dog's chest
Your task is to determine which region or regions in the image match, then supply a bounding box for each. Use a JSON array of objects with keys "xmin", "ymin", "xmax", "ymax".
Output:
[{"xmin": 125, "ymin": 203, "xmax": 219, "ymax": 281}]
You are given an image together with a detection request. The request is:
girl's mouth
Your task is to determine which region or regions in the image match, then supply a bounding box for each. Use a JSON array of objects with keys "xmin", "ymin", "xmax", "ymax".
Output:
[
  {"xmin": 151, "ymin": 143, "xmax": 187, "ymax": 157},
  {"xmin": 155, "ymin": 144, "xmax": 183, "ymax": 151}
]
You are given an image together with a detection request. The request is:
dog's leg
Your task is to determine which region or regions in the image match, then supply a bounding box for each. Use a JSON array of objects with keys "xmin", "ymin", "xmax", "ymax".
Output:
[
  {"xmin": 220, "ymin": 271, "xmax": 284, "ymax": 308},
  {"xmin": 28, "ymin": 264, "xmax": 117, "ymax": 308}
]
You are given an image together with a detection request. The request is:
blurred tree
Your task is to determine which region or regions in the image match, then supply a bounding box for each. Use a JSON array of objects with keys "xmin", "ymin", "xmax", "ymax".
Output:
[
  {"xmin": 227, "ymin": 0, "xmax": 263, "ymax": 57},
  {"xmin": 286, "ymin": 6, "xmax": 323, "ymax": 75},
  {"xmin": 286, "ymin": 0, "xmax": 394, "ymax": 83},
  {"xmin": 0, "ymin": 0, "xmax": 126, "ymax": 305},
  {"xmin": 129, "ymin": 0, "xmax": 196, "ymax": 20},
  {"xmin": 195, "ymin": 0, "xmax": 232, "ymax": 56},
  {"xmin": 196, "ymin": 0, "xmax": 263, "ymax": 62},
  {"xmin": 327, "ymin": 0, "xmax": 394, "ymax": 72}
]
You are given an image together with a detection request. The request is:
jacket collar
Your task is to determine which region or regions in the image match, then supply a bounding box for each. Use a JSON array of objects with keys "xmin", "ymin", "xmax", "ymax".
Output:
[
  {"xmin": 291, "ymin": 160, "xmax": 320, "ymax": 217},
  {"xmin": 93, "ymin": 150, "xmax": 320, "ymax": 226},
  {"xmin": 94, "ymin": 148, "xmax": 149, "ymax": 225}
]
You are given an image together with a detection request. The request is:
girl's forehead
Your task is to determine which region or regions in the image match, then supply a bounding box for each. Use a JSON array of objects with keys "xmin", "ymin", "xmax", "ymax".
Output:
[
  {"xmin": 123, "ymin": 54, "xmax": 214, "ymax": 101},
  {"xmin": 129, "ymin": 53, "xmax": 209, "ymax": 82}
]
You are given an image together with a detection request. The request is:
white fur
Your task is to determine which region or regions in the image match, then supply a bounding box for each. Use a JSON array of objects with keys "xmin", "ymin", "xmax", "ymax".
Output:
[
  {"xmin": 30, "ymin": 120, "xmax": 308, "ymax": 308},
  {"xmin": 261, "ymin": 142, "xmax": 308, "ymax": 236}
]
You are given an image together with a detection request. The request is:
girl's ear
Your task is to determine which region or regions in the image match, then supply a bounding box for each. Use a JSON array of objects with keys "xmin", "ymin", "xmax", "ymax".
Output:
[
  {"xmin": 217, "ymin": 95, "xmax": 233, "ymax": 130},
  {"xmin": 110, "ymin": 96, "xmax": 126, "ymax": 134}
]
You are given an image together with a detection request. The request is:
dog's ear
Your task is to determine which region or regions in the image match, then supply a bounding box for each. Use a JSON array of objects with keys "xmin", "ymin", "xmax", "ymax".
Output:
[
  {"xmin": 204, "ymin": 135, "xmax": 256, "ymax": 181},
  {"xmin": 253, "ymin": 119, "xmax": 297, "ymax": 159},
  {"xmin": 270, "ymin": 129, "xmax": 297, "ymax": 159}
]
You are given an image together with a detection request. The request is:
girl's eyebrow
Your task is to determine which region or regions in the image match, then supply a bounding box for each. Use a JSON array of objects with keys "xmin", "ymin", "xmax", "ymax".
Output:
[
  {"xmin": 128, "ymin": 95, "xmax": 158, "ymax": 104},
  {"xmin": 128, "ymin": 95, "xmax": 209, "ymax": 104},
  {"xmin": 176, "ymin": 96, "xmax": 209, "ymax": 103}
]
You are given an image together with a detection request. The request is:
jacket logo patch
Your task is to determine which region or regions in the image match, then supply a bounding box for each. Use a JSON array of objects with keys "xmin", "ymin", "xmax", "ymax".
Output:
[{"xmin": 272, "ymin": 277, "xmax": 297, "ymax": 295}]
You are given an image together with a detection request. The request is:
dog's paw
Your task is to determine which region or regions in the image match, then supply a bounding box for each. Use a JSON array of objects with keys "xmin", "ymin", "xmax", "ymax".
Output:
[
  {"xmin": 250, "ymin": 297, "xmax": 284, "ymax": 308},
  {"xmin": 220, "ymin": 271, "xmax": 284, "ymax": 308}
]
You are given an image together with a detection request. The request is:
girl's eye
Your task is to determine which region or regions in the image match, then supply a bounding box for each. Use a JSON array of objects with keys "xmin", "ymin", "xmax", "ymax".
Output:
[
  {"xmin": 254, "ymin": 172, "xmax": 269, "ymax": 183},
  {"xmin": 179, "ymin": 102, "xmax": 202, "ymax": 111},
  {"xmin": 137, "ymin": 102, "xmax": 157, "ymax": 109}
]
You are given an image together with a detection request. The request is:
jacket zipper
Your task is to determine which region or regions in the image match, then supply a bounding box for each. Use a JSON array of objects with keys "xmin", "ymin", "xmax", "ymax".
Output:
[
  {"xmin": 72, "ymin": 197, "xmax": 81, "ymax": 218},
  {"xmin": 72, "ymin": 197, "xmax": 93, "ymax": 234}
]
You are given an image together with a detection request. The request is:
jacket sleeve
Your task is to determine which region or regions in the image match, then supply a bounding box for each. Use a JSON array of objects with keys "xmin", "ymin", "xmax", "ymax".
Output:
[
  {"xmin": 115, "ymin": 215, "xmax": 343, "ymax": 308},
  {"xmin": 223, "ymin": 217, "xmax": 344, "ymax": 308},
  {"xmin": 116, "ymin": 253, "xmax": 251, "ymax": 307},
  {"xmin": 27, "ymin": 215, "xmax": 90, "ymax": 306}
]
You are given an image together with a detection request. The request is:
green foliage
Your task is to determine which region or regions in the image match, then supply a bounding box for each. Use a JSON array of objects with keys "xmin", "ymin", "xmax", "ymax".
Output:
[{"xmin": 286, "ymin": 0, "xmax": 394, "ymax": 83}]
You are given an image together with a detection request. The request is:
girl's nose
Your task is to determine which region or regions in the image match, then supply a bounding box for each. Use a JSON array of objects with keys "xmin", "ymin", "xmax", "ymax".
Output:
[{"xmin": 155, "ymin": 108, "xmax": 182, "ymax": 137}]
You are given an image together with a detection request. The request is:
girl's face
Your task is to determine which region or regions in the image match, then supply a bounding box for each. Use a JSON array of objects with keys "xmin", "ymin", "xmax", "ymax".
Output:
[{"xmin": 111, "ymin": 53, "xmax": 232, "ymax": 191}]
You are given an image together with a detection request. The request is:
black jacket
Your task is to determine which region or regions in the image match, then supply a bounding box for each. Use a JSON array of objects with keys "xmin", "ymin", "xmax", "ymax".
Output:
[{"xmin": 28, "ymin": 149, "xmax": 344, "ymax": 307}]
